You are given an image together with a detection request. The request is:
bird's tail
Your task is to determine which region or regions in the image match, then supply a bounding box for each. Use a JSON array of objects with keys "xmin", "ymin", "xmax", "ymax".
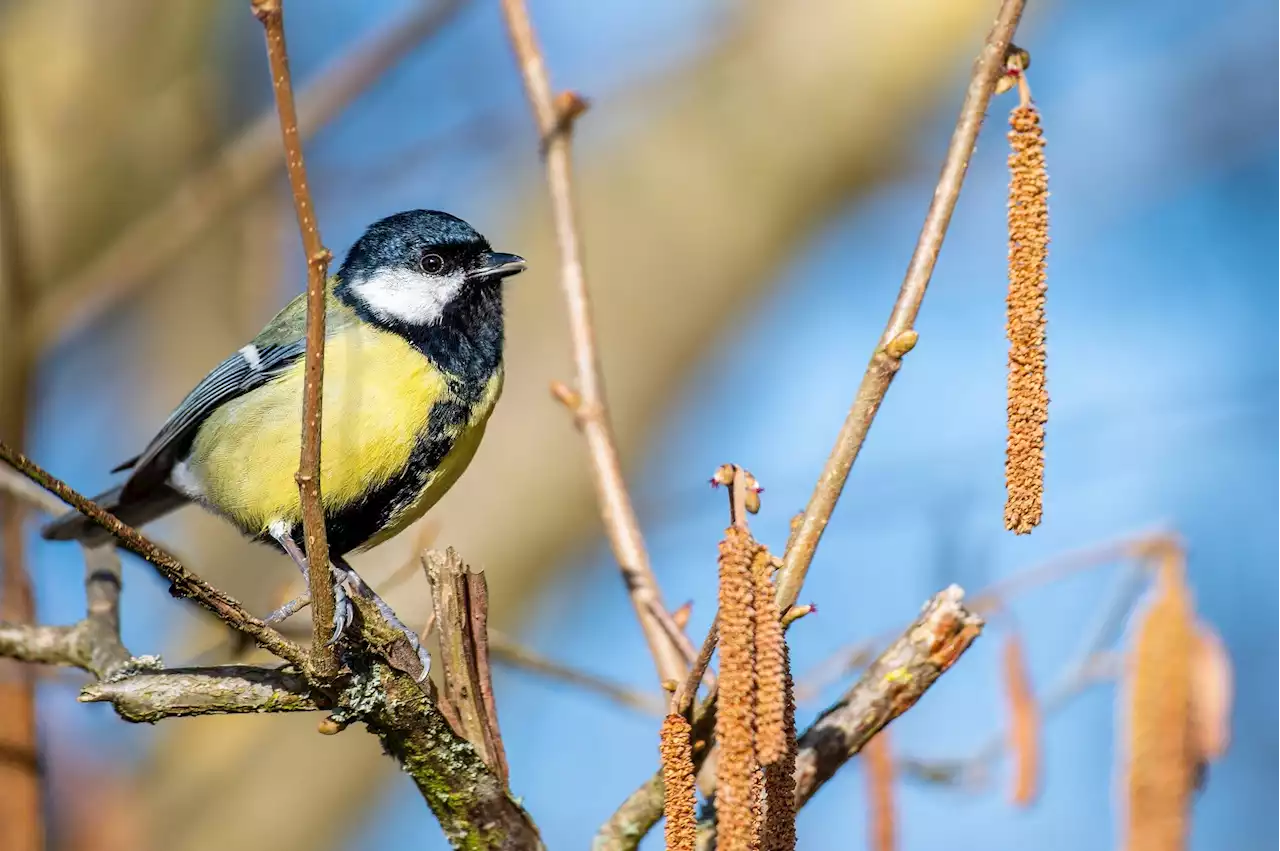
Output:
[{"xmin": 40, "ymin": 484, "xmax": 188, "ymax": 545}]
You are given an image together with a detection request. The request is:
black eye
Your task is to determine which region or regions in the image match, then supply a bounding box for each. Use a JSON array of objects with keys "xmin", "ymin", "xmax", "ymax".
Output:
[{"xmin": 420, "ymin": 252, "xmax": 444, "ymax": 274}]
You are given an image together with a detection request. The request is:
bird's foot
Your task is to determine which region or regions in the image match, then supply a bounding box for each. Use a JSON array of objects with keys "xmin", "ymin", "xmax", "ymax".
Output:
[
  {"xmin": 268, "ymin": 526, "xmax": 357, "ymax": 646},
  {"xmin": 332, "ymin": 559, "xmax": 431, "ymax": 680},
  {"xmin": 264, "ymin": 592, "xmax": 309, "ymax": 625},
  {"xmin": 328, "ymin": 566, "xmax": 355, "ymax": 646}
]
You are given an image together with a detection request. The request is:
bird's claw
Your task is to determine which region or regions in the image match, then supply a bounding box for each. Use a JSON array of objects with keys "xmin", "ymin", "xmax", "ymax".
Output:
[{"xmin": 327, "ymin": 568, "xmax": 354, "ymax": 646}]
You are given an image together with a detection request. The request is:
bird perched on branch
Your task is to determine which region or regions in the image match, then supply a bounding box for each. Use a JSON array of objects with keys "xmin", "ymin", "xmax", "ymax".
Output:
[{"xmin": 43, "ymin": 210, "xmax": 526, "ymax": 671}]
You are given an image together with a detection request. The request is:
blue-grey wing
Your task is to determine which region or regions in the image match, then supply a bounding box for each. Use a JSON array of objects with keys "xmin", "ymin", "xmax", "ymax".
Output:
[{"xmin": 115, "ymin": 340, "xmax": 307, "ymax": 478}]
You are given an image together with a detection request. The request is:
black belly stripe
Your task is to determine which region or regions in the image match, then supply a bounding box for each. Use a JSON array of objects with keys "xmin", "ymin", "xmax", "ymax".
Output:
[{"xmin": 281, "ymin": 397, "xmax": 471, "ymax": 556}]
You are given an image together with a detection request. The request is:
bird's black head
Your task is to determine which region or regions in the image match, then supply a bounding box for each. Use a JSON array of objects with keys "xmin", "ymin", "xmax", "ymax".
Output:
[{"xmin": 336, "ymin": 210, "xmax": 525, "ymax": 328}]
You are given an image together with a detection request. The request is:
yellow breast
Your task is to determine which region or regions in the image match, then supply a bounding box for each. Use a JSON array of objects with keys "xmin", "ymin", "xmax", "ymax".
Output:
[{"xmin": 185, "ymin": 324, "xmax": 497, "ymax": 538}]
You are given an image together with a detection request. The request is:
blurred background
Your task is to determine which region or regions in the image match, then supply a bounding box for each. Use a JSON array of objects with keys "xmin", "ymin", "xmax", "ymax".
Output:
[{"xmin": 0, "ymin": 0, "xmax": 1274, "ymax": 849}]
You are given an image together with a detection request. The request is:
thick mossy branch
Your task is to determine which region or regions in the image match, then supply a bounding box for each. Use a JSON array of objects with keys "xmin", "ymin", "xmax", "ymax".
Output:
[{"xmin": 344, "ymin": 584, "xmax": 543, "ymax": 851}]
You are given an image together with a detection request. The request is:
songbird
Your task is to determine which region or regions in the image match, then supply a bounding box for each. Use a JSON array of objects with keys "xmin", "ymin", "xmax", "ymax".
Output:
[{"xmin": 43, "ymin": 210, "xmax": 526, "ymax": 669}]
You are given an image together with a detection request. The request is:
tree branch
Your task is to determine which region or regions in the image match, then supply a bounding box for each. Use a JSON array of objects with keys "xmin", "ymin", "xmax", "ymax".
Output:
[
  {"xmin": 0, "ymin": 442, "xmax": 310, "ymax": 671},
  {"xmin": 251, "ymin": 0, "xmax": 337, "ymax": 677},
  {"xmin": 790, "ymin": 586, "xmax": 982, "ymax": 806},
  {"xmin": 0, "ymin": 543, "xmax": 318, "ymax": 724},
  {"xmin": 344, "ymin": 591, "xmax": 545, "ymax": 851},
  {"xmin": 28, "ymin": 0, "xmax": 467, "ymax": 353},
  {"xmin": 690, "ymin": 587, "xmax": 982, "ymax": 851},
  {"xmin": 79, "ymin": 666, "xmax": 319, "ymax": 722},
  {"xmin": 774, "ymin": 0, "xmax": 1029, "ymax": 611},
  {"xmin": 500, "ymin": 0, "xmax": 689, "ymax": 686},
  {"xmin": 594, "ymin": 587, "xmax": 981, "ymax": 851}
]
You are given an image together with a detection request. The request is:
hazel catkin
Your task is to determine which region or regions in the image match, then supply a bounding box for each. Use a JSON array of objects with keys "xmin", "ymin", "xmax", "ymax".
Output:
[
  {"xmin": 1005, "ymin": 100, "xmax": 1050, "ymax": 534},
  {"xmin": 660, "ymin": 713, "xmax": 697, "ymax": 851},
  {"xmin": 716, "ymin": 526, "xmax": 761, "ymax": 851}
]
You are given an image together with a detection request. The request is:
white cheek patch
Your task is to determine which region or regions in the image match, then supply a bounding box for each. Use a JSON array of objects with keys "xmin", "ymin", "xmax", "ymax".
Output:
[{"xmin": 351, "ymin": 267, "xmax": 466, "ymax": 326}]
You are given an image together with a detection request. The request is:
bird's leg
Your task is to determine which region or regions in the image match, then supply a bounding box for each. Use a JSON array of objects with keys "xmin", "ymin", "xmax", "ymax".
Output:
[
  {"xmin": 265, "ymin": 592, "xmax": 310, "ymax": 625},
  {"xmin": 331, "ymin": 555, "xmax": 431, "ymax": 680},
  {"xmin": 268, "ymin": 524, "xmax": 353, "ymax": 644}
]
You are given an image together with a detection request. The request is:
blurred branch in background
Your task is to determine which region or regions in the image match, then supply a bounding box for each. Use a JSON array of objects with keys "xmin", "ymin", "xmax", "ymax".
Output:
[
  {"xmin": 486, "ymin": 629, "xmax": 667, "ymax": 716},
  {"xmin": 0, "ymin": 62, "xmax": 42, "ymax": 851},
  {"xmin": 27, "ymin": 0, "xmax": 467, "ymax": 355}
]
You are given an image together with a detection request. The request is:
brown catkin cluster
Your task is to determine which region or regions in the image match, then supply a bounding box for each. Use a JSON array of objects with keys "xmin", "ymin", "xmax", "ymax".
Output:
[
  {"xmin": 752, "ymin": 547, "xmax": 787, "ymax": 766},
  {"xmin": 1005, "ymin": 102, "xmax": 1050, "ymax": 534},
  {"xmin": 660, "ymin": 714, "xmax": 697, "ymax": 851},
  {"xmin": 762, "ymin": 648, "xmax": 797, "ymax": 851},
  {"xmin": 1123, "ymin": 546, "xmax": 1196, "ymax": 851},
  {"xmin": 716, "ymin": 526, "xmax": 761, "ymax": 851}
]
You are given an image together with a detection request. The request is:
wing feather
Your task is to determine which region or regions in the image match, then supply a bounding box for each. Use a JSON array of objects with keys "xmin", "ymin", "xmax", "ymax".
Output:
[{"xmin": 125, "ymin": 340, "xmax": 307, "ymax": 478}]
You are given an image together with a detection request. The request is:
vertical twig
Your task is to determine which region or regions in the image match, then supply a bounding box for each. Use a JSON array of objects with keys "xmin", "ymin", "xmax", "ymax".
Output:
[
  {"xmin": 465, "ymin": 571, "xmax": 510, "ymax": 785},
  {"xmin": 0, "ymin": 68, "xmax": 42, "ymax": 851},
  {"xmin": 251, "ymin": 0, "xmax": 337, "ymax": 677},
  {"xmin": 424, "ymin": 549, "xmax": 510, "ymax": 783},
  {"xmin": 774, "ymin": 0, "xmax": 1029, "ymax": 611},
  {"xmin": 499, "ymin": 0, "xmax": 687, "ymax": 686}
]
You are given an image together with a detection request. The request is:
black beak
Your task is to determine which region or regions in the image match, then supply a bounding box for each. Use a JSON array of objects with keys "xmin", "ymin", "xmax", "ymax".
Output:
[{"xmin": 469, "ymin": 252, "xmax": 527, "ymax": 282}]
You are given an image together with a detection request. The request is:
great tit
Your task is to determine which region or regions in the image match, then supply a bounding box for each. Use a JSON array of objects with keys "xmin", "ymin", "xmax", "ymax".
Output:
[{"xmin": 43, "ymin": 210, "xmax": 525, "ymax": 661}]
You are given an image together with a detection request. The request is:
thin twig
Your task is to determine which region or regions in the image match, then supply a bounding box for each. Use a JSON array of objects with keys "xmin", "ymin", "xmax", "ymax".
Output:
[
  {"xmin": 0, "ymin": 442, "xmax": 309, "ymax": 671},
  {"xmin": 669, "ymin": 464, "xmax": 761, "ymax": 717},
  {"xmin": 774, "ymin": 0, "xmax": 1029, "ymax": 612},
  {"xmin": 968, "ymin": 527, "xmax": 1168, "ymax": 614},
  {"xmin": 0, "ymin": 463, "xmax": 65, "ymax": 516},
  {"xmin": 28, "ymin": 0, "xmax": 468, "ymax": 352},
  {"xmin": 487, "ymin": 630, "xmax": 666, "ymax": 716},
  {"xmin": 899, "ymin": 562, "xmax": 1145, "ymax": 787},
  {"xmin": 500, "ymin": 0, "xmax": 688, "ymax": 686},
  {"xmin": 794, "ymin": 527, "xmax": 1166, "ymax": 701},
  {"xmin": 671, "ymin": 619, "xmax": 719, "ymax": 717},
  {"xmin": 251, "ymin": 0, "xmax": 337, "ymax": 677}
]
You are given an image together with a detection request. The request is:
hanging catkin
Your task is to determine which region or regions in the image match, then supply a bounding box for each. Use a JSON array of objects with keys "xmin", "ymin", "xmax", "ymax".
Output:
[
  {"xmin": 761, "ymin": 647, "xmax": 797, "ymax": 851},
  {"xmin": 1122, "ymin": 542, "xmax": 1195, "ymax": 851},
  {"xmin": 1005, "ymin": 83, "xmax": 1050, "ymax": 534},
  {"xmin": 752, "ymin": 547, "xmax": 787, "ymax": 766},
  {"xmin": 716, "ymin": 526, "xmax": 760, "ymax": 851},
  {"xmin": 660, "ymin": 713, "xmax": 697, "ymax": 851}
]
